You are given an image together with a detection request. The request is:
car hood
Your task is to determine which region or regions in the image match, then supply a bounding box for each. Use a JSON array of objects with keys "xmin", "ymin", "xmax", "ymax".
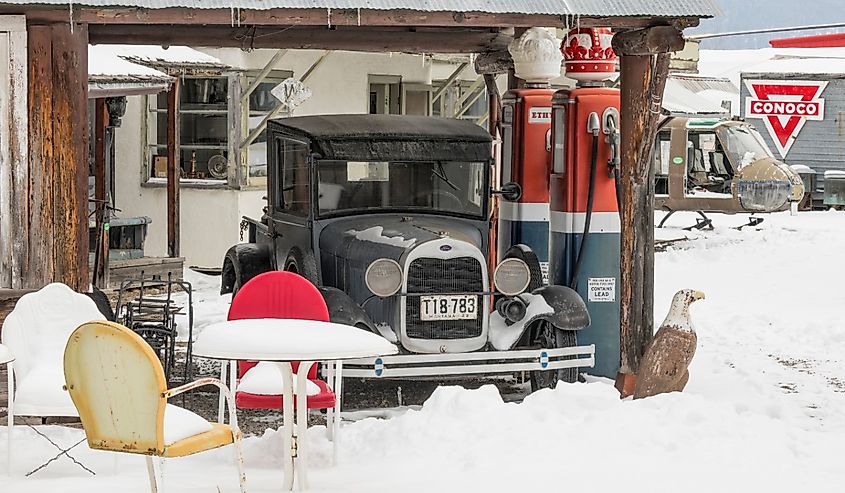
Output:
[{"xmin": 319, "ymin": 214, "xmax": 484, "ymax": 310}]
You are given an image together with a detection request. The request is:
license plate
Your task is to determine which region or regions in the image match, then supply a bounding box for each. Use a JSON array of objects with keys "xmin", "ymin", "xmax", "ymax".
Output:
[{"xmin": 419, "ymin": 295, "xmax": 478, "ymax": 321}]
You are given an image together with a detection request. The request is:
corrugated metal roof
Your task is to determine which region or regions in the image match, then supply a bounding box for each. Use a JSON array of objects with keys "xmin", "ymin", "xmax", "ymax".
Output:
[{"xmin": 0, "ymin": 0, "xmax": 719, "ymax": 17}]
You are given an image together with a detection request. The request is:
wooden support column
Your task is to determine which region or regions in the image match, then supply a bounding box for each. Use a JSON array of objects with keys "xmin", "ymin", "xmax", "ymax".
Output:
[
  {"xmin": 166, "ymin": 79, "xmax": 180, "ymax": 258},
  {"xmin": 484, "ymin": 73, "xmax": 501, "ymax": 283},
  {"xmin": 0, "ymin": 16, "xmax": 28, "ymax": 290},
  {"xmin": 93, "ymin": 98, "xmax": 109, "ymax": 288},
  {"xmin": 612, "ymin": 27, "xmax": 681, "ymax": 396},
  {"xmin": 25, "ymin": 23, "xmax": 89, "ymax": 291}
]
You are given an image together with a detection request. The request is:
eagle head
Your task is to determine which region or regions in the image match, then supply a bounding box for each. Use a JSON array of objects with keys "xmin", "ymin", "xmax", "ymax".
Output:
[{"xmin": 663, "ymin": 289, "xmax": 705, "ymax": 332}]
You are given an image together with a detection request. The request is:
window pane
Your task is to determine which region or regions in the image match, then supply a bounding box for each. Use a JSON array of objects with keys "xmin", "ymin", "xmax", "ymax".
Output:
[
  {"xmin": 317, "ymin": 160, "xmax": 486, "ymax": 218},
  {"xmin": 148, "ymin": 76, "xmax": 230, "ymax": 181},
  {"xmin": 280, "ymin": 140, "xmax": 310, "ymax": 216}
]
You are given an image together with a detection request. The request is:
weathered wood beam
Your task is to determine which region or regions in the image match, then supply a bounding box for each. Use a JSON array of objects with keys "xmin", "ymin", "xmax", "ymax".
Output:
[
  {"xmin": 88, "ymin": 25, "xmax": 512, "ymax": 53},
  {"xmin": 50, "ymin": 23, "xmax": 90, "ymax": 291},
  {"xmin": 612, "ymin": 26, "xmax": 685, "ymax": 56},
  {"xmin": 615, "ymin": 34, "xmax": 673, "ymax": 395},
  {"xmin": 166, "ymin": 79, "xmax": 180, "ymax": 258},
  {"xmin": 93, "ymin": 98, "xmax": 109, "ymax": 288},
  {"xmin": 0, "ymin": 16, "xmax": 28, "ymax": 290},
  {"xmin": 6, "ymin": 7, "xmax": 699, "ymax": 29},
  {"xmin": 474, "ymin": 50, "xmax": 512, "ymax": 75}
]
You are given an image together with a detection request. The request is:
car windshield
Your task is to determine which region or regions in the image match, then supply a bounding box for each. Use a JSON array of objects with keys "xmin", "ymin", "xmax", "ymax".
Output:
[
  {"xmin": 717, "ymin": 125, "xmax": 773, "ymax": 169},
  {"xmin": 317, "ymin": 160, "xmax": 487, "ymax": 218}
]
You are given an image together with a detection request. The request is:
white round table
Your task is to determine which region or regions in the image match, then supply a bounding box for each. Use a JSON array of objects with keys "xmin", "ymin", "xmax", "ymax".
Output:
[
  {"xmin": 193, "ymin": 318, "xmax": 397, "ymax": 491},
  {"xmin": 0, "ymin": 343, "xmax": 14, "ymax": 475}
]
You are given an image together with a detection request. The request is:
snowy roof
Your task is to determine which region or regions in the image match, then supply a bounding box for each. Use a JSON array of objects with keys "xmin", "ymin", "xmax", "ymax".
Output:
[
  {"xmin": 88, "ymin": 44, "xmax": 173, "ymax": 96},
  {"xmin": 0, "ymin": 0, "xmax": 719, "ymax": 16},
  {"xmin": 108, "ymin": 45, "xmax": 231, "ymax": 71},
  {"xmin": 698, "ymin": 47, "xmax": 845, "ymax": 114},
  {"xmin": 662, "ymin": 75, "xmax": 731, "ymax": 117},
  {"xmin": 742, "ymin": 58, "xmax": 845, "ymax": 77}
]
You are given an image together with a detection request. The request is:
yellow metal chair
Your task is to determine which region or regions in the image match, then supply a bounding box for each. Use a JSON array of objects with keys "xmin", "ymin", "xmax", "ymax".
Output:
[{"xmin": 63, "ymin": 320, "xmax": 247, "ymax": 492}]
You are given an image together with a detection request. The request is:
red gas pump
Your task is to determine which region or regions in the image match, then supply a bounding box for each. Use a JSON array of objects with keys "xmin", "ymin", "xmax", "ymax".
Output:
[
  {"xmin": 549, "ymin": 28, "xmax": 622, "ymax": 379},
  {"xmin": 499, "ymin": 88, "xmax": 555, "ymax": 282}
]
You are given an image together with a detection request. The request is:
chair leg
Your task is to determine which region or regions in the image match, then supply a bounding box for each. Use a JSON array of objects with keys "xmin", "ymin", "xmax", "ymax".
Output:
[
  {"xmin": 145, "ymin": 456, "xmax": 158, "ymax": 493},
  {"xmin": 233, "ymin": 434, "xmax": 248, "ymax": 493},
  {"xmin": 332, "ymin": 362, "xmax": 343, "ymax": 466},
  {"xmin": 218, "ymin": 361, "xmax": 228, "ymax": 424},
  {"xmin": 7, "ymin": 361, "xmax": 13, "ymax": 476},
  {"xmin": 325, "ymin": 361, "xmax": 335, "ymax": 442}
]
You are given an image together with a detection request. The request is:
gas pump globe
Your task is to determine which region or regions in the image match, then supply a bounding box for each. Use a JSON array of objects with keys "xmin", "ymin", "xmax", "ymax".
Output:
[
  {"xmin": 549, "ymin": 27, "xmax": 622, "ymax": 379},
  {"xmin": 498, "ymin": 28, "xmax": 562, "ymax": 283}
]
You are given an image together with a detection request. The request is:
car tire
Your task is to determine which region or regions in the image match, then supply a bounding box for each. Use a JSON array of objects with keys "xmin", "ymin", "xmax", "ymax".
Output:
[
  {"xmin": 503, "ymin": 244, "xmax": 544, "ymax": 291},
  {"xmin": 284, "ymin": 248, "xmax": 319, "ymax": 285},
  {"xmin": 529, "ymin": 321, "xmax": 578, "ymax": 392},
  {"xmin": 223, "ymin": 244, "xmax": 272, "ymax": 297}
]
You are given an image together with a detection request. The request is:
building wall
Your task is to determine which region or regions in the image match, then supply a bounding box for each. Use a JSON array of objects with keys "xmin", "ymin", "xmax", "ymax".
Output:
[
  {"xmin": 112, "ymin": 49, "xmax": 487, "ymax": 268},
  {"xmin": 739, "ymin": 73, "xmax": 845, "ymax": 193}
]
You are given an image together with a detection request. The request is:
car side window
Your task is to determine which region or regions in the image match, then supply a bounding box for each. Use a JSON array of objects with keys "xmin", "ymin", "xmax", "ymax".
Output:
[{"xmin": 277, "ymin": 138, "xmax": 310, "ymax": 217}]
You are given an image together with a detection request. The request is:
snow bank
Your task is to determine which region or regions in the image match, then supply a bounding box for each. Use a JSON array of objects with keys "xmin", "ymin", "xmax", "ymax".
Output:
[{"xmin": 4, "ymin": 210, "xmax": 845, "ymax": 492}]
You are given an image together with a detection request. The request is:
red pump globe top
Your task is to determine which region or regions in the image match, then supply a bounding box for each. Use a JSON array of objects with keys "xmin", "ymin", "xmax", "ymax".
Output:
[{"xmin": 562, "ymin": 27, "xmax": 618, "ymax": 82}]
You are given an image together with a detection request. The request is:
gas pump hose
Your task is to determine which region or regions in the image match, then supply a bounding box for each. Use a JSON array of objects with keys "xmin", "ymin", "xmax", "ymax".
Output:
[{"xmin": 570, "ymin": 131, "xmax": 600, "ymax": 290}]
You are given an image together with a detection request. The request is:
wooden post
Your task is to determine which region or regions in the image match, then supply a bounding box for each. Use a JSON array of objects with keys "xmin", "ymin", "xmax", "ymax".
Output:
[
  {"xmin": 25, "ymin": 23, "xmax": 89, "ymax": 291},
  {"xmin": 484, "ymin": 73, "xmax": 501, "ymax": 284},
  {"xmin": 51, "ymin": 23, "xmax": 89, "ymax": 291},
  {"xmin": 93, "ymin": 98, "xmax": 109, "ymax": 288},
  {"xmin": 612, "ymin": 27, "xmax": 680, "ymax": 396},
  {"xmin": 0, "ymin": 16, "xmax": 28, "ymax": 290},
  {"xmin": 166, "ymin": 78, "xmax": 180, "ymax": 258}
]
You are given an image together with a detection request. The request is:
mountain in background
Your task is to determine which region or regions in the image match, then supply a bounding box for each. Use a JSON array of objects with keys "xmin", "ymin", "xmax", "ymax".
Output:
[{"xmin": 690, "ymin": 0, "xmax": 845, "ymax": 49}]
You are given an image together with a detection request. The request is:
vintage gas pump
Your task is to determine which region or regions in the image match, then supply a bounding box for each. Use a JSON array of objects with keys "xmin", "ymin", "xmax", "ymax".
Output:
[
  {"xmin": 498, "ymin": 28, "xmax": 563, "ymax": 283},
  {"xmin": 549, "ymin": 28, "xmax": 622, "ymax": 379}
]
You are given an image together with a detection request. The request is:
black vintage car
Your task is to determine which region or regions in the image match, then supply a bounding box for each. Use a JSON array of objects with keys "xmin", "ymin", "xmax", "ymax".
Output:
[{"xmin": 221, "ymin": 114, "xmax": 595, "ymax": 389}]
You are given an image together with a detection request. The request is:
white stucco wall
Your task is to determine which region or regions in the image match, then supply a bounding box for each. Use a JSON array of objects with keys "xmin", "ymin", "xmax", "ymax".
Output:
[{"xmin": 112, "ymin": 49, "xmax": 485, "ymax": 268}]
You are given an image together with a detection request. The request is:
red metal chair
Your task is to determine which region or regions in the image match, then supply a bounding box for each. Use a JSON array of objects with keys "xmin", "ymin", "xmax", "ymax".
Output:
[{"xmin": 227, "ymin": 271, "xmax": 336, "ymax": 410}]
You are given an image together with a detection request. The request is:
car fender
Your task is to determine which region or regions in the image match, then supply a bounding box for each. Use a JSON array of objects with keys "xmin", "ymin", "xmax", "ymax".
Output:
[
  {"xmin": 530, "ymin": 285, "xmax": 591, "ymax": 330},
  {"xmin": 488, "ymin": 285, "xmax": 591, "ymax": 350},
  {"xmin": 220, "ymin": 243, "xmax": 272, "ymax": 295},
  {"xmin": 317, "ymin": 287, "xmax": 398, "ymax": 343}
]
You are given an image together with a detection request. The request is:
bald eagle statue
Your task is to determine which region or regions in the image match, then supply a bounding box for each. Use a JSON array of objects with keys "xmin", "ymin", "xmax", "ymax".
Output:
[{"xmin": 633, "ymin": 289, "xmax": 705, "ymax": 400}]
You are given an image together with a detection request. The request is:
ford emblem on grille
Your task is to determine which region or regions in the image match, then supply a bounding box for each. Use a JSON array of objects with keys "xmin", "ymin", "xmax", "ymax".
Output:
[{"xmin": 440, "ymin": 245, "xmax": 452, "ymax": 251}]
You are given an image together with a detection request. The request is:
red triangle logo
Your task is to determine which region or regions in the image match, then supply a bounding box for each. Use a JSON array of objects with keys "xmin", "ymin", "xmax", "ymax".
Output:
[
  {"xmin": 751, "ymin": 84, "xmax": 819, "ymax": 149},
  {"xmin": 744, "ymin": 80, "xmax": 826, "ymax": 158}
]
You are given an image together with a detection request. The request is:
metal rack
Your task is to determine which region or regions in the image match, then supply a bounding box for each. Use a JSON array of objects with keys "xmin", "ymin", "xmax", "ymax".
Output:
[{"xmin": 115, "ymin": 272, "xmax": 194, "ymax": 385}]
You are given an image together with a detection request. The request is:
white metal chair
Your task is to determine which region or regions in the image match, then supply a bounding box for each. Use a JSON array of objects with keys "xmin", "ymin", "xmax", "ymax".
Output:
[
  {"xmin": 63, "ymin": 320, "xmax": 247, "ymax": 492},
  {"xmin": 1, "ymin": 282, "xmax": 107, "ymax": 475}
]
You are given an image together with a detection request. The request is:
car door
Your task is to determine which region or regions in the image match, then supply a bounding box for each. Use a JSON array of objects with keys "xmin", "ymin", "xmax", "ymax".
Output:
[{"xmin": 269, "ymin": 136, "xmax": 316, "ymax": 279}]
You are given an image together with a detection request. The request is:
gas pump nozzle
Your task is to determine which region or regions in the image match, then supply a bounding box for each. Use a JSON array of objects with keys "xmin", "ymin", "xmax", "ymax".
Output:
[{"xmin": 602, "ymin": 107, "xmax": 621, "ymax": 176}]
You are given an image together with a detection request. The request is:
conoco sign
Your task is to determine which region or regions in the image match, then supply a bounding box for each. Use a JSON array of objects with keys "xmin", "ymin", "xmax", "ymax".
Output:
[{"xmin": 744, "ymin": 79, "xmax": 828, "ymax": 158}]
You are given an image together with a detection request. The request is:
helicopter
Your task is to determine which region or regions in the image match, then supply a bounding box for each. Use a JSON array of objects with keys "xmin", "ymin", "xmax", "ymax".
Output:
[{"xmin": 653, "ymin": 117, "xmax": 804, "ymax": 230}]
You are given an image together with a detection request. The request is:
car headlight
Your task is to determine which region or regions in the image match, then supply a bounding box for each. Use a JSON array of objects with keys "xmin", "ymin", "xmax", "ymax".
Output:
[
  {"xmin": 365, "ymin": 258, "xmax": 403, "ymax": 297},
  {"xmin": 494, "ymin": 258, "xmax": 531, "ymax": 296}
]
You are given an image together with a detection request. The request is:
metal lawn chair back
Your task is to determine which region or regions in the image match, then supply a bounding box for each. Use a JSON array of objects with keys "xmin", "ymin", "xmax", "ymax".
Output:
[
  {"xmin": 64, "ymin": 320, "xmax": 248, "ymax": 492},
  {"xmin": 64, "ymin": 320, "xmax": 167, "ymax": 454}
]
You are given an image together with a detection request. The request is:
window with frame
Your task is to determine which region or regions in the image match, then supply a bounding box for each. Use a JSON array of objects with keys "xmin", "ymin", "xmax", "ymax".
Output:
[
  {"xmin": 148, "ymin": 76, "xmax": 229, "ymax": 181},
  {"xmin": 275, "ymin": 138, "xmax": 310, "ymax": 217}
]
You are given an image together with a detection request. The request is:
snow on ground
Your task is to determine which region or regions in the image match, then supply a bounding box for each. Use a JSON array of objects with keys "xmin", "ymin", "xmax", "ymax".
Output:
[{"xmin": 3, "ymin": 210, "xmax": 845, "ymax": 491}]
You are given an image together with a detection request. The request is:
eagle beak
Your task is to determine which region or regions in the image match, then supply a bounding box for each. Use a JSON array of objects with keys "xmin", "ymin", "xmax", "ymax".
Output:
[{"xmin": 693, "ymin": 290, "xmax": 705, "ymax": 301}]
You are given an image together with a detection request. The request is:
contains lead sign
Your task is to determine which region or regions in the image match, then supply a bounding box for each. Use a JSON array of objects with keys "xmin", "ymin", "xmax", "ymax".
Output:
[{"xmin": 587, "ymin": 277, "xmax": 616, "ymax": 303}]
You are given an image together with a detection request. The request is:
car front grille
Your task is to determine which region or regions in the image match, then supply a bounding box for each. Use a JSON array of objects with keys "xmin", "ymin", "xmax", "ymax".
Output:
[{"xmin": 405, "ymin": 256, "xmax": 484, "ymax": 340}]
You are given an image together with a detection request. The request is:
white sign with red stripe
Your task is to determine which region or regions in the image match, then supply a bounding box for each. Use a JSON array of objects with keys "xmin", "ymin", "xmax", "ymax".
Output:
[{"xmin": 743, "ymin": 79, "xmax": 828, "ymax": 158}]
